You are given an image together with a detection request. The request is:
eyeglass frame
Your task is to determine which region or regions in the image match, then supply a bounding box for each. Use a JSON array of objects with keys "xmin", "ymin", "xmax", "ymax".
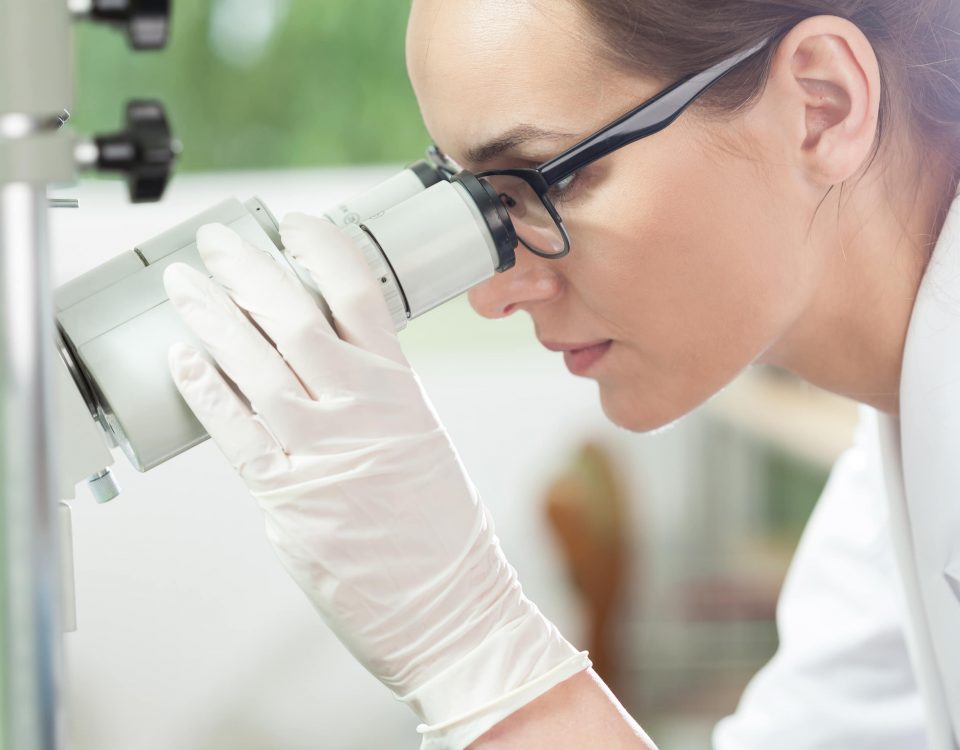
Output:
[{"xmin": 427, "ymin": 31, "xmax": 783, "ymax": 259}]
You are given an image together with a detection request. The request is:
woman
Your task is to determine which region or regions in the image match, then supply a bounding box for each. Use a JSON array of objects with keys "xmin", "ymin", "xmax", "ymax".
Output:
[{"xmin": 160, "ymin": 1, "xmax": 960, "ymax": 748}]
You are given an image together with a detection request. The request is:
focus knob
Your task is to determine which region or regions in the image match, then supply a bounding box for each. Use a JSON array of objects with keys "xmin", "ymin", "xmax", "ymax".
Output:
[
  {"xmin": 90, "ymin": 0, "xmax": 171, "ymax": 50},
  {"xmin": 92, "ymin": 100, "xmax": 179, "ymax": 203}
]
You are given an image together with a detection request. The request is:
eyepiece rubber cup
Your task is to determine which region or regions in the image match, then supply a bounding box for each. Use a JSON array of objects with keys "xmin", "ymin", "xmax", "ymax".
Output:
[{"xmin": 453, "ymin": 172, "xmax": 517, "ymax": 272}]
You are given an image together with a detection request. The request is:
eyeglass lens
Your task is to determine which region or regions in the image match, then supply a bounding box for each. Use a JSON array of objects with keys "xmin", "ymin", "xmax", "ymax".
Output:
[{"xmin": 479, "ymin": 174, "xmax": 567, "ymax": 256}]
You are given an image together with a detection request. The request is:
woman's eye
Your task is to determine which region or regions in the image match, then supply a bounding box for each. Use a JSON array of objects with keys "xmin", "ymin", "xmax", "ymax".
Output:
[{"xmin": 548, "ymin": 172, "xmax": 581, "ymax": 203}]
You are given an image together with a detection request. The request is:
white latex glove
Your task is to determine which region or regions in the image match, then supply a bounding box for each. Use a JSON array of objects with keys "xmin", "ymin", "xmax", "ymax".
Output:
[{"xmin": 161, "ymin": 215, "xmax": 589, "ymax": 749}]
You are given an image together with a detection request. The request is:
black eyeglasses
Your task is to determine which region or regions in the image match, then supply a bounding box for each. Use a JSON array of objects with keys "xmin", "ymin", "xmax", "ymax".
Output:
[{"xmin": 427, "ymin": 33, "xmax": 779, "ymax": 259}]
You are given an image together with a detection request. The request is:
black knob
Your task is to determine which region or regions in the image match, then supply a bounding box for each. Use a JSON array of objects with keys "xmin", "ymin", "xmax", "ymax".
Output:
[
  {"xmin": 90, "ymin": 0, "xmax": 171, "ymax": 50},
  {"xmin": 94, "ymin": 100, "xmax": 178, "ymax": 203}
]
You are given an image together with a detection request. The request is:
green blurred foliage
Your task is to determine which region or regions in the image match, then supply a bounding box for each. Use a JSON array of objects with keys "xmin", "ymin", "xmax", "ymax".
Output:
[{"xmin": 71, "ymin": 0, "xmax": 428, "ymax": 171}]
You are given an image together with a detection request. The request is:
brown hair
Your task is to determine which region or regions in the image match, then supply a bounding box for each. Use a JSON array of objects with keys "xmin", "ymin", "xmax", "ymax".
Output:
[{"xmin": 577, "ymin": 1, "xmax": 960, "ymax": 176}]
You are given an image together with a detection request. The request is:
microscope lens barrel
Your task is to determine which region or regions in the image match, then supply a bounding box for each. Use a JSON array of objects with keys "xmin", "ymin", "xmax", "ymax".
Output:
[
  {"xmin": 323, "ymin": 161, "xmax": 443, "ymax": 228},
  {"xmin": 355, "ymin": 178, "xmax": 511, "ymax": 322}
]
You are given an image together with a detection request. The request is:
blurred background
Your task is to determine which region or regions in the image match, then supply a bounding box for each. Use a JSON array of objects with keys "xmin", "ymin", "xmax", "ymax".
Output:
[
  {"xmin": 72, "ymin": 0, "xmax": 427, "ymax": 170},
  {"xmin": 54, "ymin": 2, "xmax": 860, "ymax": 748}
]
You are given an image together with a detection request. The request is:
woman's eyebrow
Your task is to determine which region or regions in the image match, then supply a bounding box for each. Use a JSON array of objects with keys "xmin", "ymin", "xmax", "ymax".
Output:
[{"xmin": 465, "ymin": 124, "xmax": 576, "ymax": 165}]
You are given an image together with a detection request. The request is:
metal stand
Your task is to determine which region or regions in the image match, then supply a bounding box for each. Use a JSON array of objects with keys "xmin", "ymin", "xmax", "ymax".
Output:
[
  {"xmin": 0, "ymin": 3, "xmax": 171, "ymax": 748},
  {"xmin": 1, "ymin": 184, "xmax": 63, "ymax": 750},
  {"xmin": 0, "ymin": 2, "xmax": 75, "ymax": 746}
]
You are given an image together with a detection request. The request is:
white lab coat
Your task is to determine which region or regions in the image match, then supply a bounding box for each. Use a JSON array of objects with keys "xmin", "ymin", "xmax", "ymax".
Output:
[{"xmin": 713, "ymin": 189, "xmax": 960, "ymax": 750}]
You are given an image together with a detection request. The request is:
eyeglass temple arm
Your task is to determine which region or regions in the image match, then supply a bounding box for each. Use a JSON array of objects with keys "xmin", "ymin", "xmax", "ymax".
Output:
[
  {"xmin": 425, "ymin": 145, "xmax": 462, "ymax": 178},
  {"xmin": 540, "ymin": 35, "xmax": 775, "ymax": 184}
]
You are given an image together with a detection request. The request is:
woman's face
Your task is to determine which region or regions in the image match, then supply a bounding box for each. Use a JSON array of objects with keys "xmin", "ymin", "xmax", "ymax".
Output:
[{"xmin": 406, "ymin": 0, "xmax": 828, "ymax": 432}]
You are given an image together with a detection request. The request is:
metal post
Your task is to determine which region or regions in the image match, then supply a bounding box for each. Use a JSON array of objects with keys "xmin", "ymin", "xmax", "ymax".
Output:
[
  {"xmin": 0, "ymin": 184, "xmax": 62, "ymax": 750},
  {"xmin": 0, "ymin": 3, "xmax": 76, "ymax": 749}
]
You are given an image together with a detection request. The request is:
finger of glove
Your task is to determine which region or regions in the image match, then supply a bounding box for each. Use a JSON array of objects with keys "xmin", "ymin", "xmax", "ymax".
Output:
[
  {"xmin": 163, "ymin": 260, "xmax": 311, "ymax": 452},
  {"xmin": 167, "ymin": 342, "xmax": 290, "ymax": 485},
  {"xmin": 279, "ymin": 213, "xmax": 407, "ymax": 366},
  {"xmin": 194, "ymin": 222, "xmax": 348, "ymax": 396}
]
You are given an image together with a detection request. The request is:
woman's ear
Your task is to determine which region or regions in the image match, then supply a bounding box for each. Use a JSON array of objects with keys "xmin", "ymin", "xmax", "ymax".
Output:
[{"xmin": 759, "ymin": 15, "xmax": 882, "ymax": 187}]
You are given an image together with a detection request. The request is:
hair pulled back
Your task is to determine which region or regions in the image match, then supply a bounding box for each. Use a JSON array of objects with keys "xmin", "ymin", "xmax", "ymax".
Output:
[{"xmin": 579, "ymin": 1, "xmax": 960, "ymax": 169}]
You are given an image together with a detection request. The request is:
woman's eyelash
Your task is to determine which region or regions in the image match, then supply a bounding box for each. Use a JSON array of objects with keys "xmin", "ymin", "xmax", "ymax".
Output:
[{"xmin": 548, "ymin": 171, "xmax": 582, "ymax": 202}]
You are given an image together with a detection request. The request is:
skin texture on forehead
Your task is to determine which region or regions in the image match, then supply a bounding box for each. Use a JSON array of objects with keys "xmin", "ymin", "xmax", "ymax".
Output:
[{"xmin": 407, "ymin": 0, "xmax": 658, "ymax": 168}]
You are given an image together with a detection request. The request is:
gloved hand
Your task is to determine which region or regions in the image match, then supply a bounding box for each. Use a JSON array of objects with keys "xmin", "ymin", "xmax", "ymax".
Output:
[{"xmin": 161, "ymin": 215, "xmax": 589, "ymax": 750}]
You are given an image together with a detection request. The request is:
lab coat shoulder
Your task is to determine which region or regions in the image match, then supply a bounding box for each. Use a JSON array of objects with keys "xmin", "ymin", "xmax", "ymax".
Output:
[
  {"xmin": 715, "ymin": 190, "xmax": 960, "ymax": 750},
  {"xmin": 712, "ymin": 406, "xmax": 929, "ymax": 750},
  {"xmin": 896, "ymin": 190, "xmax": 960, "ymax": 749}
]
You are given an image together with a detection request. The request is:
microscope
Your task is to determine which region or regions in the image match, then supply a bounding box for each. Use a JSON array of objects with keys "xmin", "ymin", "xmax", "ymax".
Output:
[
  {"xmin": 54, "ymin": 159, "xmax": 516, "ymax": 497},
  {"xmin": 2, "ymin": 3, "xmax": 519, "ymax": 748}
]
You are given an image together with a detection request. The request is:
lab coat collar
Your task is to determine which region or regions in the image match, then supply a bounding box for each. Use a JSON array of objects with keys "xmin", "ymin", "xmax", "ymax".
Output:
[{"xmin": 894, "ymin": 187, "xmax": 960, "ymax": 747}]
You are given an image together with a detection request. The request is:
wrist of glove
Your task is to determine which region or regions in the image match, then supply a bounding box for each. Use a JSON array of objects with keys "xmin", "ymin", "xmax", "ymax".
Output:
[{"xmin": 162, "ymin": 214, "xmax": 589, "ymax": 749}]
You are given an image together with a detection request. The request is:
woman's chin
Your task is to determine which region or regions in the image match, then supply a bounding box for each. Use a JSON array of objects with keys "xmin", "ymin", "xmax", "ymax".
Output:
[{"xmin": 598, "ymin": 387, "xmax": 686, "ymax": 434}]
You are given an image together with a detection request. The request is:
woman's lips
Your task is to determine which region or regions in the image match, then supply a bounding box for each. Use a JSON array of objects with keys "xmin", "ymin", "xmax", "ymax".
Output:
[{"xmin": 540, "ymin": 339, "xmax": 614, "ymax": 375}]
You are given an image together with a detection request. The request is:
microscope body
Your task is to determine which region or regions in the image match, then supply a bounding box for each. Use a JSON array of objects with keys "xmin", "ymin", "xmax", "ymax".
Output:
[{"xmin": 55, "ymin": 196, "xmax": 285, "ymax": 480}]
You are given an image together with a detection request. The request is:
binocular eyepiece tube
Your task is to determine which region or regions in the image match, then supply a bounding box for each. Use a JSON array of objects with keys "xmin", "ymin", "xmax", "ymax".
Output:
[{"xmin": 54, "ymin": 163, "xmax": 518, "ymax": 483}]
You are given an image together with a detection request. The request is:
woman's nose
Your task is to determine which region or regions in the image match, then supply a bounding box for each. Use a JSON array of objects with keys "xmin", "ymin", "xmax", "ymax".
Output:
[{"xmin": 467, "ymin": 247, "xmax": 563, "ymax": 319}]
